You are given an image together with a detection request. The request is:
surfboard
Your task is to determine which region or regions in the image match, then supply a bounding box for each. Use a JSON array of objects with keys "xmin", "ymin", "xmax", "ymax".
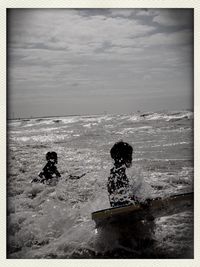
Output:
[{"xmin": 92, "ymin": 192, "xmax": 193, "ymax": 228}]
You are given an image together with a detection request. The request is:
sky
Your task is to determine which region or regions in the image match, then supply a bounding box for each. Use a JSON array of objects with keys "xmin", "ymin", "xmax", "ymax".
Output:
[{"xmin": 7, "ymin": 8, "xmax": 193, "ymax": 118}]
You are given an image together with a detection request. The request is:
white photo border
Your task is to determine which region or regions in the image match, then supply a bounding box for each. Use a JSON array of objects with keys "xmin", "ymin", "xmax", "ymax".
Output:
[{"xmin": 1, "ymin": 0, "xmax": 199, "ymax": 266}]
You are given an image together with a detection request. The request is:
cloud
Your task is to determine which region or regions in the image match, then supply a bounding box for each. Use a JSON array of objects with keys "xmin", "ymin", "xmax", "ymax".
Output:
[
  {"xmin": 8, "ymin": 9, "xmax": 193, "ymax": 117},
  {"xmin": 135, "ymin": 29, "xmax": 193, "ymax": 48},
  {"xmin": 109, "ymin": 9, "xmax": 136, "ymax": 18},
  {"xmin": 8, "ymin": 9, "xmax": 156, "ymax": 58},
  {"xmin": 136, "ymin": 9, "xmax": 154, "ymax": 17},
  {"xmin": 153, "ymin": 9, "xmax": 193, "ymax": 27}
]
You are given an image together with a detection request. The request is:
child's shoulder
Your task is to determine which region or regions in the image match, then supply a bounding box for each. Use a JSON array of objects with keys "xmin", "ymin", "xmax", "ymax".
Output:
[
  {"xmin": 44, "ymin": 161, "xmax": 51, "ymax": 167},
  {"xmin": 43, "ymin": 161, "xmax": 53, "ymax": 169}
]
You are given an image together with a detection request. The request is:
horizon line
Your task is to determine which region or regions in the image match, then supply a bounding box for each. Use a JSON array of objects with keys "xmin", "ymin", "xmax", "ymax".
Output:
[{"xmin": 7, "ymin": 108, "xmax": 193, "ymax": 120}]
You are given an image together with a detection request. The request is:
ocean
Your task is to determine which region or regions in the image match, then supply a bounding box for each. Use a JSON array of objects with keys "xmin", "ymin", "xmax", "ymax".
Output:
[{"xmin": 7, "ymin": 110, "xmax": 194, "ymax": 259}]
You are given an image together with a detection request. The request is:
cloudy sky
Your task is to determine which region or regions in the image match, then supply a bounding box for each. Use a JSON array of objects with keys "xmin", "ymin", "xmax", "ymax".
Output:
[{"xmin": 8, "ymin": 8, "xmax": 193, "ymax": 118}]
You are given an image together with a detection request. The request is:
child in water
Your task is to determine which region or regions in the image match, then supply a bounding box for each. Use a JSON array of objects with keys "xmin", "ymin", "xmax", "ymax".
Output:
[
  {"xmin": 107, "ymin": 141, "xmax": 155, "ymax": 249},
  {"xmin": 107, "ymin": 141, "xmax": 139, "ymax": 207},
  {"xmin": 32, "ymin": 151, "xmax": 61, "ymax": 184}
]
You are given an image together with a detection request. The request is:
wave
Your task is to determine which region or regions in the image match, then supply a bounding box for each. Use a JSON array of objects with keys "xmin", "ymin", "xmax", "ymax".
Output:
[
  {"xmin": 139, "ymin": 111, "xmax": 193, "ymax": 122},
  {"xmin": 8, "ymin": 110, "xmax": 193, "ymax": 129}
]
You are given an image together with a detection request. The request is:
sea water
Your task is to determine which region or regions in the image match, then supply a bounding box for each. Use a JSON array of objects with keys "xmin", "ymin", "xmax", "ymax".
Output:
[{"xmin": 7, "ymin": 110, "xmax": 193, "ymax": 258}]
